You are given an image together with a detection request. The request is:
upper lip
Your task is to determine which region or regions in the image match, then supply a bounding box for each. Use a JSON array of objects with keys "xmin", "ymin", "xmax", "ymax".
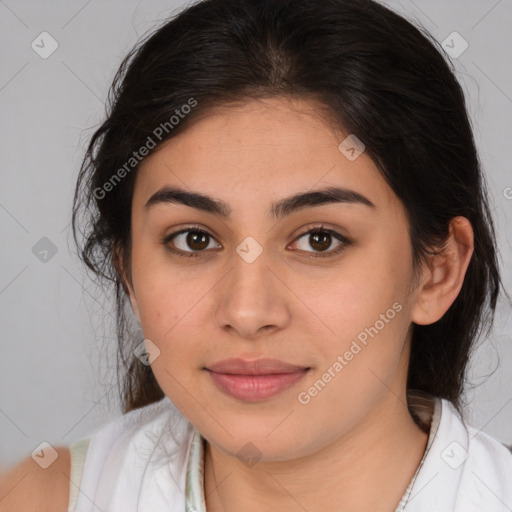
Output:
[{"xmin": 206, "ymin": 358, "xmax": 310, "ymax": 375}]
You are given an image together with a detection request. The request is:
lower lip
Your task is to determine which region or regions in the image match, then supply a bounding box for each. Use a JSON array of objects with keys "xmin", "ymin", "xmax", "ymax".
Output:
[{"xmin": 206, "ymin": 369, "xmax": 309, "ymax": 402}]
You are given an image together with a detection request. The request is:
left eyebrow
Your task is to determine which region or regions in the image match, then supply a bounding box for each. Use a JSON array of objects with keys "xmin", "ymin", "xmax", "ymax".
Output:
[{"xmin": 144, "ymin": 185, "xmax": 376, "ymax": 220}]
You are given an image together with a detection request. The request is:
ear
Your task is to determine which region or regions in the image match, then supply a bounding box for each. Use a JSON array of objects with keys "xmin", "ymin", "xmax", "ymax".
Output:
[
  {"xmin": 112, "ymin": 242, "xmax": 141, "ymax": 324},
  {"xmin": 411, "ymin": 216, "xmax": 474, "ymax": 325}
]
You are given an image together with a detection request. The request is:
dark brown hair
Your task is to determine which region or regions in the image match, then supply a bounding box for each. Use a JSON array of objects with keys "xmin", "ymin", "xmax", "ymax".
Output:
[{"xmin": 72, "ymin": 0, "xmax": 508, "ymax": 415}]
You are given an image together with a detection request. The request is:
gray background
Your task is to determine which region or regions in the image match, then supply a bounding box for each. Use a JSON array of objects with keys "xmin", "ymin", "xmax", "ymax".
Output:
[{"xmin": 0, "ymin": 0, "xmax": 511, "ymax": 470}]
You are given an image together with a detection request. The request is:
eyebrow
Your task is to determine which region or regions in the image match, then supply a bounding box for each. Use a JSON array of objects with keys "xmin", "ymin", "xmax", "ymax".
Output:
[{"xmin": 144, "ymin": 185, "xmax": 376, "ymax": 220}]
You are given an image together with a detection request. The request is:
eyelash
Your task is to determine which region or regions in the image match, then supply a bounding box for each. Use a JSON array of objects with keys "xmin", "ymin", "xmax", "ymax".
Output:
[{"xmin": 161, "ymin": 224, "xmax": 352, "ymax": 260}]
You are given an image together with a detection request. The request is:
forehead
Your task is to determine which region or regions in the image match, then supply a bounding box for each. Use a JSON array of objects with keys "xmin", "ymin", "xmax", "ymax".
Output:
[{"xmin": 133, "ymin": 96, "xmax": 397, "ymax": 214}]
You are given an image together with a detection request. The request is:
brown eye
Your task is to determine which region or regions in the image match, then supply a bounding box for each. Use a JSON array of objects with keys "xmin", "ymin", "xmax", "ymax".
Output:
[
  {"xmin": 164, "ymin": 228, "xmax": 221, "ymax": 258},
  {"xmin": 291, "ymin": 227, "xmax": 352, "ymax": 258},
  {"xmin": 309, "ymin": 231, "xmax": 332, "ymax": 252},
  {"xmin": 184, "ymin": 230, "xmax": 210, "ymax": 251}
]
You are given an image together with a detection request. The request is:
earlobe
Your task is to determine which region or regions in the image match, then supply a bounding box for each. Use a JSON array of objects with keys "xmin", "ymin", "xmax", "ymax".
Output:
[{"xmin": 411, "ymin": 216, "xmax": 474, "ymax": 326}]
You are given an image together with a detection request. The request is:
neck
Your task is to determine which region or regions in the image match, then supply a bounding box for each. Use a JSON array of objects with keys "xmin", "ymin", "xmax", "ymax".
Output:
[{"xmin": 204, "ymin": 392, "xmax": 429, "ymax": 512}]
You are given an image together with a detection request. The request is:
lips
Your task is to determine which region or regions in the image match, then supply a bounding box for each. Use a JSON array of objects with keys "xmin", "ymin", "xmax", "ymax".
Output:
[
  {"xmin": 205, "ymin": 357, "xmax": 310, "ymax": 402},
  {"xmin": 206, "ymin": 357, "xmax": 309, "ymax": 375}
]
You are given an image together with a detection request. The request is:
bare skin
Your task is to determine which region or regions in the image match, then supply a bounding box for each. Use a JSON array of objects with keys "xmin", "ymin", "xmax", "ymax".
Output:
[{"xmin": 0, "ymin": 446, "xmax": 70, "ymax": 512}]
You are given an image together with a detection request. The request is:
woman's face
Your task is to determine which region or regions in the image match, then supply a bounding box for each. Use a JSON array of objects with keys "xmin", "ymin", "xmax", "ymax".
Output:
[{"xmin": 126, "ymin": 96, "xmax": 424, "ymax": 460}]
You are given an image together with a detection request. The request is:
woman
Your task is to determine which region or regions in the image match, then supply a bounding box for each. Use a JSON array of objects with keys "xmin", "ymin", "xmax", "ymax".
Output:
[{"xmin": 1, "ymin": 0, "xmax": 511, "ymax": 511}]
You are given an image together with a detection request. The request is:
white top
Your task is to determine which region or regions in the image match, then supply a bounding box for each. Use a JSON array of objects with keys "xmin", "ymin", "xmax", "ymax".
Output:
[{"xmin": 69, "ymin": 392, "xmax": 512, "ymax": 512}]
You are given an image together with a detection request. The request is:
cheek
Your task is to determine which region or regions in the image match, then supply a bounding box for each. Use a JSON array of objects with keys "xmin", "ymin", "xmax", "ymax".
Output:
[
  {"xmin": 294, "ymin": 277, "xmax": 409, "ymax": 427},
  {"xmin": 295, "ymin": 244, "xmax": 412, "ymax": 381},
  {"xmin": 131, "ymin": 260, "xmax": 214, "ymax": 375},
  {"xmin": 134, "ymin": 273, "xmax": 206, "ymax": 411},
  {"xmin": 137, "ymin": 282, "xmax": 200, "ymax": 345},
  {"xmin": 131, "ymin": 239, "xmax": 194, "ymax": 332},
  {"xmin": 303, "ymin": 256, "xmax": 405, "ymax": 336}
]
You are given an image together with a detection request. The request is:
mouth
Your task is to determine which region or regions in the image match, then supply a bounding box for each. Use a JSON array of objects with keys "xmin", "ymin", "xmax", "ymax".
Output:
[{"xmin": 204, "ymin": 357, "xmax": 311, "ymax": 402}]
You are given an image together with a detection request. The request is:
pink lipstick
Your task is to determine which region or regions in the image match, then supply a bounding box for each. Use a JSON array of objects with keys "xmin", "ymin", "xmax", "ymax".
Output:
[{"xmin": 205, "ymin": 358, "xmax": 310, "ymax": 402}]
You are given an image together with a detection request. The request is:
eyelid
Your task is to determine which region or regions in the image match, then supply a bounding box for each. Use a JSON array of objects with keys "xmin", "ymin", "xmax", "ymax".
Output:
[{"xmin": 293, "ymin": 223, "xmax": 350, "ymax": 241}]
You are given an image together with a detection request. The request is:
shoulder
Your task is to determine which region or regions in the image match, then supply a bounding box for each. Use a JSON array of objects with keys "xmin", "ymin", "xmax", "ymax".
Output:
[
  {"xmin": 73, "ymin": 397, "xmax": 194, "ymax": 511},
  {"xmin": 441, "ymin": 399, "xmax": 512, "ymax": 465},
  {"xmin": 466, "ymin": 422, "xmax": 512, "ymax": 469},
  {"xmin": 439, "ymin": 399, "xmax": 512, "ymax": 508},
  {"xmin": 0, "ymin": 445, "xmax": 71, "ymax": 512}
]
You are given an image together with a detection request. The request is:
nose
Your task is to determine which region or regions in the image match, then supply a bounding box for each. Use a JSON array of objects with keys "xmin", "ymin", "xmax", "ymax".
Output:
[{"xmin": 214, "ymin": 244, "xmax": 292, "ymax": 339}]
